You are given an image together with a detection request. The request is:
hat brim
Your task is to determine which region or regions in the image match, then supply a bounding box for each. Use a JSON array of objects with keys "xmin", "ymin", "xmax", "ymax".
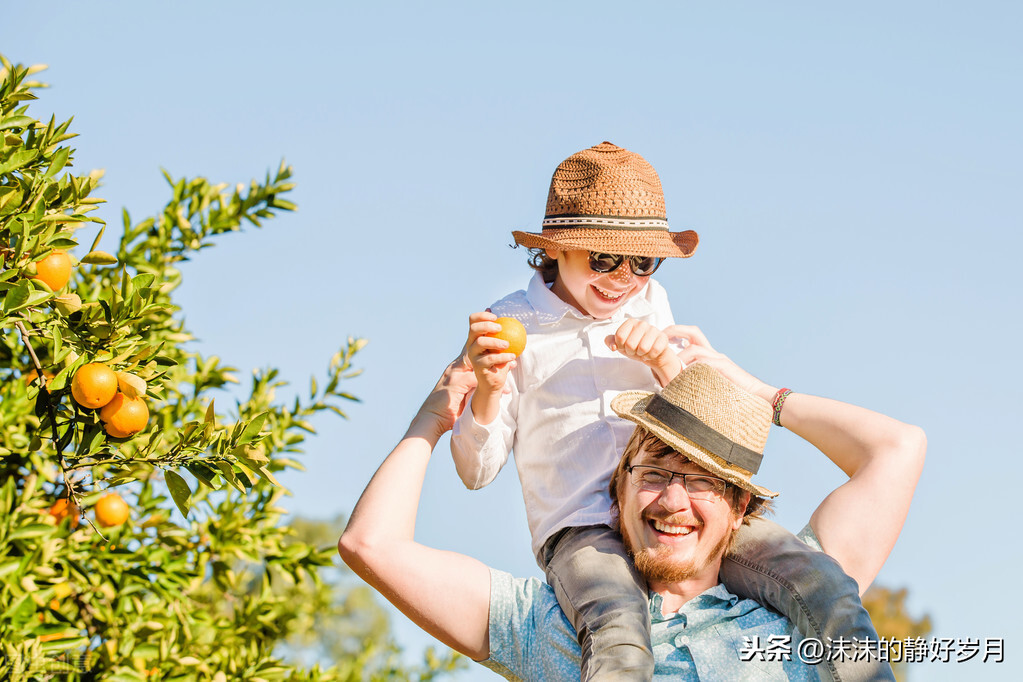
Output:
[
  {"xmin": 611, "ymin": 390, "xmax": 779, "ymax": 498},
  {"xmin": 512, "ymin": 227, "xmax": 698, "ymax": 258}
]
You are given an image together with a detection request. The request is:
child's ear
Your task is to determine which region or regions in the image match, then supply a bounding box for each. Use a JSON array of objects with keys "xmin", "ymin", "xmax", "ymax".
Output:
[{"xmin": 544, "ymin": 248, "xmax": 562, "ymax": 260}]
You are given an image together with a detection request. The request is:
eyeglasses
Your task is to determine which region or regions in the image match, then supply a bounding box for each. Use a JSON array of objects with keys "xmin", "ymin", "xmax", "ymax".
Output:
[
  {"xmin": 626, "ymin": 464, "xmax": 729, "ymax": 501},
  {"xmin": 588, "ymin": 252, "xmax": 665, "ymax": 277}
]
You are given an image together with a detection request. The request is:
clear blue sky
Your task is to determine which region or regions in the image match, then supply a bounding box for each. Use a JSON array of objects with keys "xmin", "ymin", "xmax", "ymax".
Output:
[{"xmin": 6, "ymin": 2, "xmax": 1022, "ymax": 679}]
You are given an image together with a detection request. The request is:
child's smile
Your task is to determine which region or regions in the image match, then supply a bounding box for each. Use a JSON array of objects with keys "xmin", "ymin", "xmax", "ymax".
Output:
[{"xmin": 548, "ymin": 250, "xmax": 648, "ymax": 319}]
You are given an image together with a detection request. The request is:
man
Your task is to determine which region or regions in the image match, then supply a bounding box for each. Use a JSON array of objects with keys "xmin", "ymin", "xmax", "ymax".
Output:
[{"xmin": 338, "ymin": 330, "xmax": 925, "ymax": 679}]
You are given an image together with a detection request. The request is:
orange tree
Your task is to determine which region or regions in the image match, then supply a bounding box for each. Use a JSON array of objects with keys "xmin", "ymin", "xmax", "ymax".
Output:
[{"xmin": 0, "ymin": 57, "xmax": 461, "ymax": 680}]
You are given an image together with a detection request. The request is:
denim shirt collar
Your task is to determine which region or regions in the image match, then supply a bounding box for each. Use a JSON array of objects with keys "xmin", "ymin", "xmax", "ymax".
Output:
[{"xmin": 649, "ymin": 583, "xmax": 742, "ymax": 624}]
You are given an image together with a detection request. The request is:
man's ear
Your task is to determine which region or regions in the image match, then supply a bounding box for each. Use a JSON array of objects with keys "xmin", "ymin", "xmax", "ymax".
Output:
[{"xmin": 731, "ymin": 490, "xmax": 751, "ymax": 530}]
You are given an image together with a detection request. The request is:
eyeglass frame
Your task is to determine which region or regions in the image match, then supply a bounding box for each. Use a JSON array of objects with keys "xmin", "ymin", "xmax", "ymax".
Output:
[
  {"xmin": 587, "ymin": 251, "xmax": 665, "ymax": 277},
  {"xmin": 625, "ymin": 463, "xmax": 731, "ymax": 501}
]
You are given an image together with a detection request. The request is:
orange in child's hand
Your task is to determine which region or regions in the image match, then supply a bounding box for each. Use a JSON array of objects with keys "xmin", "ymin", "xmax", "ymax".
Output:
[
  {"xmin": 99, "ymin": 393, "xmax": 149, "ymax": 438},
  {"xmin": 71, "ymin": 363, "xmax": 118, "ymax": 409},
  {"xmin": 487, "ymin": 317, "xmax": 527, "ymax": 357}
]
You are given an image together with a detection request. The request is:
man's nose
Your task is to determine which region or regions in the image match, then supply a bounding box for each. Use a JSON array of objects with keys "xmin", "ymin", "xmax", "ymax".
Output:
[{"xmin": 658, "ymin": 479, "xmax": 692, "ymax": 512}]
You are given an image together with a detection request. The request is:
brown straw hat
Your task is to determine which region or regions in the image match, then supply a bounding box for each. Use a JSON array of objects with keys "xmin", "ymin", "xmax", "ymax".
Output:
[
  {"xmin": 611, "ymin": 362, "xmax": 778, "ymax": 498},
  {"xmin": 512, "ymin": 141, "xmax": 699, "ymax": 258}
]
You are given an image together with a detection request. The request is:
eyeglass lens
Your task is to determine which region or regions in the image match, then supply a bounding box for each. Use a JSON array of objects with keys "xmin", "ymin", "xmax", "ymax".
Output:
[
  {"xmin": 629, "ymin": 465, "xmax": 726, "ymax": 500},
  {"xmin": 588, "ymin": 252, "xmax": 664, "ymax": 277}
]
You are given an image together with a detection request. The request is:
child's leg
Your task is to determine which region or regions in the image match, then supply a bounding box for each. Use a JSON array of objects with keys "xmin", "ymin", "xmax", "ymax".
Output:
[
  {"xmin": 541, "ymin": 524, "xmax": 653, "ymax": 681},
  {"xmin": 721, "ymin": 517, "xmax": 895, "ymax": 682}
]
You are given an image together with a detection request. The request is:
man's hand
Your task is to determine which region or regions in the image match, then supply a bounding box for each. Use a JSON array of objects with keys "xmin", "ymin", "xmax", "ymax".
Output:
[
  {"xmin": 606, "ymin": 319, "xmax": 684, "ymax": 387},
  {"xmin": 407, "ymin": 354, "xmax": 479, "ymax": 445},
  {"xmin": 465, "ymin": 311, "xmax": 517, "ymax": 424},
  {"xmin": 665, "ymin": 324, "xmax": 774, "ymax": 402}
]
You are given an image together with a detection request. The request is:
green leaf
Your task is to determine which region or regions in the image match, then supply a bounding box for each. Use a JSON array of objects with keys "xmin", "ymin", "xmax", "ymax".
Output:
[
  {"xmin": 0, "ymin": 115, "xmax": 35, "ymax": 130},
  {"xmin": 215, "ymin": 461, "xmax": 246, "ymax": 493},
  {"xmin": 9, "ymin": 524, "xmax": 54, "ymax": 540},
  {"xmin": 2, "ymin": 279, "xmax": 31, "ymax": 313},
  {"xmin": 236, "ymin": 412, "xmax": 268, "ymax": 445},
  {"xmin": 80, "ymin": 249, "xmax": 118, "ymax": 265},
  {"xmin": 44, "ymin": 146, "xmax": 70, "ymax": 177},
  {"xmin": 164, "ymin": 470, "xmax": 192, "ymax": 519},
  {"xmin": 186, "ymin": 462, "xmax": 221, "ymax": 490}
]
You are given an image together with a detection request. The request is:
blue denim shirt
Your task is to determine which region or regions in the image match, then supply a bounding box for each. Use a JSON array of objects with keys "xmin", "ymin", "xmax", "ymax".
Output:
[{"xmin": 482, "ymin": 526, "xmax": 823, "ymax": 681}]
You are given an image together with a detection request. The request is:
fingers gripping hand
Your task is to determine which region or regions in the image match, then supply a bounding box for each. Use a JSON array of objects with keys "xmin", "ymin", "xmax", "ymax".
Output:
[
  {"xmin": 606, "ymin": 318, "xmax": 683, "ymax": 386},
  {"xmin": 465, "ymin": 311, "xmax": 517, "ymax": 394},
  {"xmin": 668, "ymin": 325, "xmax": 774, "ymax": 401},
  {"xmin": 409, "ymin": 355, "xmax": 479, "ymax": 442}
]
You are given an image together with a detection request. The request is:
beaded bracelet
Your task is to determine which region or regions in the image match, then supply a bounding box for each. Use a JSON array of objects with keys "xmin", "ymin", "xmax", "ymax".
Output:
[{"xmin": 772, "ymin": 388, "xmax": 792, "ymax": 427}]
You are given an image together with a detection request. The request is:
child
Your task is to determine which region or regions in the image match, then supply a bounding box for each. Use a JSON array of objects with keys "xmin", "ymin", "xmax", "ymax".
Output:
[{"xmin": 452, "ymin": 142, "xmax": 884, "ymax": 681}]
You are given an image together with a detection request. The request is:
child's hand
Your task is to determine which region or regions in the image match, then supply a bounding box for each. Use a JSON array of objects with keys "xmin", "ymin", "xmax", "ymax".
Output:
[
  {"xmin": 464, "ymin": 311, "xmax": 517, "ymax": 424},
  {"xmin": 606, "ymin": 319, "xmax": 683, "ymax": 387}
]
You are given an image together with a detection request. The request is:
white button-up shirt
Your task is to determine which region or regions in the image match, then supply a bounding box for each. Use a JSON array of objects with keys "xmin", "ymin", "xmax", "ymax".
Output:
[{"xmin": 451, "ymin": 272, "xmax": 675, "ymax": 561}]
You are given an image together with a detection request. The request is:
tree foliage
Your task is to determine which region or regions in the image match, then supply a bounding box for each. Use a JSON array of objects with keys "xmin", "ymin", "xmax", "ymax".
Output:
[
  {"xmin": 0, "ymin": 56, "xmax": 462, "ymax": 681},
  {"xmin": 863, "ymin": 585, "xmax": 933, "ymax": 681}
]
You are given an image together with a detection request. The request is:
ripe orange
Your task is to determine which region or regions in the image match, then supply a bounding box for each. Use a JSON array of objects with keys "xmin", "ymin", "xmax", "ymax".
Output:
[
  {"xmin": 32, "ymin": 250, "xmax": 73, "ymax": 291},
  {"xmin": 71, "ymin": 363, "xmax": 118, "ymax": 409},
  {"xmin": 487, "ymin": 317, "xmax": 527, "ymax": 357},
  {"xmin": 23, "ymin": 369, "xmax": 55, "ymax": 390},
  {"xmin": 95, "ymin": 492, "xmax": 130, "ymax": 527},
  {"xmin": 48, "ymin": 498, "xmax": 81, "ymax": 529},
  {"xmin": 99, "ymin": 392, "xmax": 149, "ymax": 438}
]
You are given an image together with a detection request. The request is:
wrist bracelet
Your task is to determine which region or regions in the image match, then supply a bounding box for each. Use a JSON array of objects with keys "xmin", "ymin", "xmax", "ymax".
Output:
[{"xmin": 772, "ymin": 388, "xmax": 792, "ymax": 427}]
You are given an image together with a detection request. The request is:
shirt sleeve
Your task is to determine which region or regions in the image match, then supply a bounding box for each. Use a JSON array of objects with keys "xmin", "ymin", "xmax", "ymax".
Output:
[
  {"xmin": 449, "ymin": 372, "xmax": 519, "ymax": 490},
  {"xmin": 795, "ymin": 523, "xmax": 824, "ymax": 552},
  {"xmin": 481, "ymin": 568, "xmax": 581, "ymax": 681}
]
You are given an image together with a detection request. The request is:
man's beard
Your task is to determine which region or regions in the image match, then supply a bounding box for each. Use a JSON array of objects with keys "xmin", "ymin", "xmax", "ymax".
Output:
[{"xmin": 629, "ymin": 526, "xmax": 732, "ymax": 584}]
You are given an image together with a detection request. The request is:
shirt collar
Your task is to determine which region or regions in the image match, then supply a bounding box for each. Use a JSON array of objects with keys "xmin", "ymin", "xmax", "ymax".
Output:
[
  {"xmin": 649, "ymin": 583, "xmax": 741, "ymax": 623},
  {"xmin": 523, "ymin": 271, "xmax": 656, "ymax": 326}
]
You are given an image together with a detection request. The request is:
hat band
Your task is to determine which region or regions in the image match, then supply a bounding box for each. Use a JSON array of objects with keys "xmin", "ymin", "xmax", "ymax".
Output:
[
  {"xmin": 542, "ymin": 214, "xmax": 669, "ymax": 231},
  {"xmin": 644, "ymin": 395, "xmax": 763, "ymax": 474}
]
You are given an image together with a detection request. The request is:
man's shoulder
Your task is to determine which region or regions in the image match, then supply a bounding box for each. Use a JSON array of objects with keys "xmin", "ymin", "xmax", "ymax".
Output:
[{"xmin": 484, "ymin": 568, "xmax": 581, "ymax": 680}]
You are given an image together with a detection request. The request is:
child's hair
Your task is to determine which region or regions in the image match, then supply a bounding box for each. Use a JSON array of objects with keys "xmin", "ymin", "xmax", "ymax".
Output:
[{"xmin": 523, "ymin": 246, "xmax": 559, "ymax": 284}]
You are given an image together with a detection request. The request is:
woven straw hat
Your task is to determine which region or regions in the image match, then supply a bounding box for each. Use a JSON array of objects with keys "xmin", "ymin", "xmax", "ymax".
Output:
[
  {"xmin": 512, "ymin": 141, "xmax": 699, "ymax": 258},
  {"xmin": 611, "ymin": 362, "xmax": 778, "ymax": 498}
]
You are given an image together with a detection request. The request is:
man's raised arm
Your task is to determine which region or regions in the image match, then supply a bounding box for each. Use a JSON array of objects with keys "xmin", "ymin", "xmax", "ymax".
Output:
[
  {"xmin": 672, "ymin": 325, "xmax": 927, "ymax": 593},
  {"xmin": 772, "ymin": 390, "xmax": 926, "ymax": 593},
  {"xmin": 338, "ymin": 360, "xmax": 493, "ymax": 660}
]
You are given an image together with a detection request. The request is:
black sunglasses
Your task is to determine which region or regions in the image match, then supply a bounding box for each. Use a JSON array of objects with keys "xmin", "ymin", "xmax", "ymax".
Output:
[{"xmin": 588, "ymin": 252, "xmax": 665, "ymax": 277}]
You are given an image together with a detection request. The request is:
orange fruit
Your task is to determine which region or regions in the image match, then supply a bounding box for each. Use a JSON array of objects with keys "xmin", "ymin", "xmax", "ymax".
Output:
[
  {"xmin": 95, "ymin": 492, "xmax": 130, "ymax": 527},
  {"xmin": 32, "ymin": 250, "xmax": 73, "ymax": 291},
  {"xmin": 71, "ymin": 363, "xmax": 118, "ymax": 409},
  {"xmin": 23, "ymin": 369, "xmax": 55, "ymax": 390},
  {"xmin": 48, "ymin": 498, "xmax": 81, "ymax": 529},
  {"xmin": 99, "ymin": 392, "xmax": 149, "ymax": 438},
  {"xmin": 487, "ymin": 317, "xmax": 527, "ymax": 357}
]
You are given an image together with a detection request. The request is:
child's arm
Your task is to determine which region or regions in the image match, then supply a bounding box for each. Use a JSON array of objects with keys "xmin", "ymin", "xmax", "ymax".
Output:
[
  {"xmin": 450, "ymin": 311, "xmax": 519, "ymax": 490},
  {"xmin": 606, "ymin": 318, "xmax": 683, "ymax": 387},
  {"xmin": 465, "ymin": 311, "xmax": 517, "ymax": 425}
]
